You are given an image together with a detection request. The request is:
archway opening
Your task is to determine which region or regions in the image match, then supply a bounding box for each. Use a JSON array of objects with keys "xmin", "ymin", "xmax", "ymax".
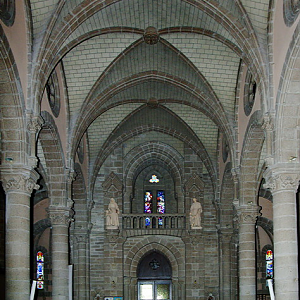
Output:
[{"xmin": 137, "ymin": 251, "xmax": 172, "ymax": 300}]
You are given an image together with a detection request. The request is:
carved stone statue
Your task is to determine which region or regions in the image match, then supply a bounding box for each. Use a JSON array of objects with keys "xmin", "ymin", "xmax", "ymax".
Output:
[
  {"xmin": 190, "ymin": 198, "xmax": 202, "ymax": 229},
  {"xmin": 106, "ymin": 198, "xmax": 120, "ymax": 229}
]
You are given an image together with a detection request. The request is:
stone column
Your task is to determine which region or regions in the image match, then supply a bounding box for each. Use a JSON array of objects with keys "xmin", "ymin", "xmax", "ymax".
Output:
[
  {"xmin": 1, "ymin": 171, "xmax": 39, "ymax": 300},
  {"xmin": 75, "ymin": 233, "xmax": 88, "ymax": 300},
  {"xmin": 49, "ymin": 207, "xmax": 72, "ymax": 300},
  {"xmin": 264, "ymin": 168, "xmax": 299, "ymax": 300},
  {"xmin": 237, "ymin": 205, "xmax": 260, "ymax": 300},
  {"xmin": 178, "ymin": 279, "xmax": 185, "ymax": 299},
  {"xmin": 218, "ymin": 229, "xmax": 233, "ymax": 300}
]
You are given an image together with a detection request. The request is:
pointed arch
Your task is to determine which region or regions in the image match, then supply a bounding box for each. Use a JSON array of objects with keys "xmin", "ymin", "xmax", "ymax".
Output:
[
  {"xmin": 39, "ymin": 111, "xmax": 66, "ymax": 206},
  {"xmin": 0, "ymin": 26, "xmax": 26, "ymax": 166},
  {"xmin": 275, "ymin": 22, "xmax": 300, "ymax": 163},
  {"xmin": 239, "ymin": 111, "xmax": 265, "ymax": 205}
]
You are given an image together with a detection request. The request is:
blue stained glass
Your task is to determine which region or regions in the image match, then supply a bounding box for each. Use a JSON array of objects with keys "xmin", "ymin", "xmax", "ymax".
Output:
[
  {"xmin": 37, "ymin": 263, "xmax": 43, "ymax": 273},
  {"xmin": 158, "ymin": 217, "xmax": 163, "ymax": 226},
  {"xmin": 266, "ymin": 250, "xmax": 273, "ymax": 279},
  {"xmin": 157, "ymin": 191, "xmax": 165, "ymax": 214},
  {"xmin": 144, "ymin": 191, "xmax": 153, "ymax": 213},
  {"xmin": 266, "ymin": 261, "xmax": 273, "ymax": 278},
  {"xmin": 145, "ymin": 217, "xmax": 151, "ymax": 227},
  {"xmin": 37, "ymin": 251, "xmax": 44, "ymax": 290}
]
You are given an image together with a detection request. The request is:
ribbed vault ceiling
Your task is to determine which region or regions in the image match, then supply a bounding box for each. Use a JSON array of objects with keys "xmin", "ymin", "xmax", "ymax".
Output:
[{"xmin": 32, "ymin": 0, "xmax": 270, "ymax": 185}]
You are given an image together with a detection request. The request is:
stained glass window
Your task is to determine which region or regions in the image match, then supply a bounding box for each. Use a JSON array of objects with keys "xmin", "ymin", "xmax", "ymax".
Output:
[
  {"xmin": 156, "ymin": 191, "xmax": 165, "ymax": 214},
  {"xmin": 149, "ymin": 174, "xmax": 159, "ymax": 183},
  {"xmin": 266, "ymin": 250, "xmax": 273, "ymax": 279},
  {"xmin": 36, "ymin": 251, "xmax": 44, "ymax": 289},
  {"xmin": 158, "ymin": 217, "xmax": 163, "ymax": 226},
  {"xmin": 144, "ymin": 190, "xmax": 165, "ymax": 227},
  {"xmin": 145, "ymin": 217, "xmax": 151, "ymax": 227},
  {"xmin": 266, "ymin": 250, "xmax": 273, "ymax": 261},
  {"xmin": 144, "ymin": 191, "xmax": 153, "ymax": 213}
]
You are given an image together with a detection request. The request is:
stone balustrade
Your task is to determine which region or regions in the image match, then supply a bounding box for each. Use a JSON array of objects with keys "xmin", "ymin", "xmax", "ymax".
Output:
[{"xmin": 122, "ymin": 214, "xmax": 186, "ymax": 230}]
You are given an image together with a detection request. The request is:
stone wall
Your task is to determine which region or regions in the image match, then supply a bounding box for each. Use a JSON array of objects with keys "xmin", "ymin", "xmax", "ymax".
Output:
[{"xmin": 87, "ymin": 141, "xmax": 230, "ymax": 300}]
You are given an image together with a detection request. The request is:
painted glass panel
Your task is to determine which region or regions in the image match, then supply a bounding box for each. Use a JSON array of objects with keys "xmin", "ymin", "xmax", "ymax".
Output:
[
  {"xmin": 36, "ymin": 251, "xmax": 44, "ymax": 289},
  {"xmin": 158, "ymin": 217, "xmax": 163, "ymax": 227},
  {"xmin": 144, "ymin": 191, "xmax": 153, "ymax": 213},
  {"xmin": 145, "ymin": 217, "xmax": 151, "ymax": 227},
  {"xmin": 149, "ymin": 174, "xmax": 159, "ymax": 183},
  {"xmin": 156, "ymin": 191, "xmax": 165, "ymax": 214},
  {"xmin": 266, "ymin": 250, "xmax": 273, "ymax": 279}
]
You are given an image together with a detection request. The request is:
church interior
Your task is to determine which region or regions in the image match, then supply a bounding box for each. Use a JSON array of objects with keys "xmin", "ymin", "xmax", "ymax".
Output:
[{"xmin": 0, "ymin": 0, "xmax": 300, "ymax": 299}]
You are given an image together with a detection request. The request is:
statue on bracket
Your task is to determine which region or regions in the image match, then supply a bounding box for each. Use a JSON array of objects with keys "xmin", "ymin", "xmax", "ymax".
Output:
[
  {"xmin": 190, "ymin": 198, "xmax": 202, "ymax": 229},
  {"xmin": 106, "ymin": 198, "xmax": 120, "ymax": 229}
]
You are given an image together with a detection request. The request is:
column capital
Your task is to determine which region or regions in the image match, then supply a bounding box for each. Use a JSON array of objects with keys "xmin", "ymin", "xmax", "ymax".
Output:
[
  {"xmin": 48, "ymin": 206, "xmax": 73, "ymax": 226},
  {"xmin": 231, "ymin": 167, "xmax": 240, "ymax": 182},
  {"xmin": 66, "ymin": 168, "xmax": 76, "ymax": 184},
  {"xmin": 27, "ymin": 113, "xmax": 44, "ymax": 133},
  {"xmin": 75, "ymin": 233, "xmax": 89, "ymax": 243},
  {"xmin": 0, "ymin": 169, "xmax": 39, "ymax": 194},
  {"xmin": 262, "ymin": 113, "xmax": 274, "ymax": 131},
  {"xmin": 237, "ymin": 204, "xmax": 260, "ymax": 225},
  {"xmin": 263, "ymin": 164, "xmax": 300, "ymax": 193}
]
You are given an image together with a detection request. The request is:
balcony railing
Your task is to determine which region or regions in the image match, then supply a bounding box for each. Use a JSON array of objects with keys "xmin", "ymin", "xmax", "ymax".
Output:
[{"xmin": 122, "ymin": 214, "xmax": 186, "ymax": 230}]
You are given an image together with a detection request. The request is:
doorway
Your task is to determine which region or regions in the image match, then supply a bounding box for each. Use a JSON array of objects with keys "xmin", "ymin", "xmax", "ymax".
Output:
[
  {"xmin": 137, "ymin": 251, "xmax": 172, "ymax": 300},
  {"xmin": 138, "ymin": 280, "xmax": 171, "ymax": 300}
]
